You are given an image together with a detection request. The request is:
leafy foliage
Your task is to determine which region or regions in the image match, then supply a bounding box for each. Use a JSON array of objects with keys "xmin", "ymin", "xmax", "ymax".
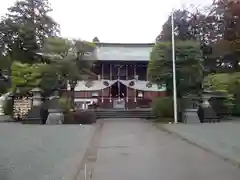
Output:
[
  {"xmin": 0, "ymin": 55, "xmax": 11, "ymax": 95},
  {"xmin": 204, "ymin": 72, "xmax": 240, "ymax": 95},
  {"xmin": 152, "ymin": 97, "xmax": 173, "ymax": 118},
  {"xmin": 11, "ymin": 61, "xmax": 43, "ymax": 92},
  {"xmin": 92, "ymin": 37, "xmax": 100, "ymax": 43},
  {"xmin": 204, "ymin": 72, "xmax": 240, "ymax": 114},
  {"xmin": 41, "ymin": 37, "xmax": 71, "ymax": 58},
  {"xmin": 0, "ymin": 0, "xmax": 59, "ymax": 62},
  {"xmin": 148, "ymin": 41, "xmax": 203, "ymax": 97},
  {"xmin": 58, "ymin": 96, "xmax": 71, "ymax": 112}
]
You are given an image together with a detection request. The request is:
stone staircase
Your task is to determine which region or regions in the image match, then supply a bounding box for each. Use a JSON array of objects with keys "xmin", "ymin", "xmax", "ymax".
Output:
[{"xmin": 94, "ymin": 109, "xmax": 156, "ymax": 119}]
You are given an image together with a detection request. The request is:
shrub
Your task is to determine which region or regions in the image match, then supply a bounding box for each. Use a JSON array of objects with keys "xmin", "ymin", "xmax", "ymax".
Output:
[
  {"xmin": 3, "ymin": 97, "xmax": 14, "ymax": 116},
  {"xmin": 58, "ymin": 96, "xmax": 71, "ymax": 113},
  {"xmin": 232, "ymin": 103, "xmax": 240, "ymax": 116},
  {"xmin": 64, "ymin": 110, "xmax": 96, "ymax": 124},
  {"xmin": 152, "ymin": 97, "xmax": 173, "ymax": 118}
]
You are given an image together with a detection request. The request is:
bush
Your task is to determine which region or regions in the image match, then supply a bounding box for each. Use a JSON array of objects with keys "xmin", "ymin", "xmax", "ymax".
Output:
[
  {"xmin": 64, "ymin": 110, "xmax": 96, "ymax": 124},
  {"xmin": 58, "ymin": 96, "xmax": 71, "ymax": 113},
  {"xmin": 232, "ymin": 103, "xmax": 240, "ymax": 116},
  {"xmin": 3, "ymin": 97, "xmax": 14, "ymax": 116},
  {"xmin": 152, "ymin": 97, "xmax": 173, "ymax": 118}
]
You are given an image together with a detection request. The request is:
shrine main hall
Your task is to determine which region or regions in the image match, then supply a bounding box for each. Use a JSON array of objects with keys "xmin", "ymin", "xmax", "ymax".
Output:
[{"xmin": 68, "ymin": 42, "xmax": 166, "ymax": 109}]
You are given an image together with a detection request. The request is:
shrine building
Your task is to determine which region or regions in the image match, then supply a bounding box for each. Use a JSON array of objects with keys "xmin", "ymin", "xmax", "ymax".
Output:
[{"xmin": 68, "ymin": 42, "xmax": 166, "ymax": 109}]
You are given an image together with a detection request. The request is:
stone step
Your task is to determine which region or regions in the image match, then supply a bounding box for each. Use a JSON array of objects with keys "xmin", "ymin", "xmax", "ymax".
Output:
[{"xmin": 95, "ymin": 109, "xmax": 155, "ymax": 119}]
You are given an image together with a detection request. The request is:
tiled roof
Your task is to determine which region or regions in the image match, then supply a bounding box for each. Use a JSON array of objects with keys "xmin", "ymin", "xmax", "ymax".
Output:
[{"xmin": 94, "ymin": 43, "xmax": 154, "ymax": 61}]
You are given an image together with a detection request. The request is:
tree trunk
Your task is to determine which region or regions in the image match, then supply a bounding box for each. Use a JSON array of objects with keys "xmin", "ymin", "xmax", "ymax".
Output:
[{"xmin": 70, "ymin": 87, "xmax": 75, "ymax": 109}]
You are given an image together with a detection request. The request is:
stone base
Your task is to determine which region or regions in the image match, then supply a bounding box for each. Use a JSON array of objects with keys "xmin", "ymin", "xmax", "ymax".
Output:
[
  {"xmin": 46, "ymin": 109, "xmax": 64, "ymax": 125},
  {"xmin": 0, "ymin": 115, "xmax": 14, "ymax": 122},
  {"xmin": 182, "ymin": 109, "xmax": 200, "ymax": 123}
]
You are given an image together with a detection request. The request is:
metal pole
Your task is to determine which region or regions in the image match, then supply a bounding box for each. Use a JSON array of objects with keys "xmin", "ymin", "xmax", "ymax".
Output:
[
  {"xmin": 171, "ymin": 10, "xmax": 178, "ymax": 124},
  {"xmin": 84, "ymin": 164, "xmax": 87, "ymax": 180}
]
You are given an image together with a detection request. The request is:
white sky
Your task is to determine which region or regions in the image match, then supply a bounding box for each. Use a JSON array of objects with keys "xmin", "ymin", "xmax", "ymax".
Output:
[{"xmin": 0, "ymin": 0, "xmax": 211, "ymax": 43}]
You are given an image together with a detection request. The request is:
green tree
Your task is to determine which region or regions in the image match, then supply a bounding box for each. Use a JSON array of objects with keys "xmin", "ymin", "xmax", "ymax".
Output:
[
  {"xmin": 148, "ymin": 41, "xmax": 203, "ymax": 97},
  {"xmin": 10, "ymin": 62, "xmax": 43, "ymax": 93},
  {"xmin": 0, "ymin": 0, "xmax": 59, "ymax": 63},
  {"xmin": 40, "ymin": 38, "xmax": 97, "ymax": 105},
  {"xmin": 206, "ymin": 0, "xmax": 240, "ymax": 72},
  {"xmin": 155, "ymin": 7, "xmax": 224, "ymax": 74},
  {"xmin": 92, "ymin": 37, "xmax": 100, "ymax": 43},
  {"xmin": 41, "ymin": 37, "xmax": 71, "ymax": 58},
  {"xmin": 0, "ymin": 55, "xmax": 12, "ymax": 95}
]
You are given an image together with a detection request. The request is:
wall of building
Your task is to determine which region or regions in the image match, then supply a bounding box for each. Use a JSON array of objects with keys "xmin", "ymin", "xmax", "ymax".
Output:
[
  {"xmin": 93, "ymin": 62, "xmax": 148, "ymax": 80},
  {"xmin": 72, "ymin": 87, "xmax": 166, "ymax": 102},
  {"xmin": 63, "ymin": 85, "xmax": 166, "ymax": 109}
]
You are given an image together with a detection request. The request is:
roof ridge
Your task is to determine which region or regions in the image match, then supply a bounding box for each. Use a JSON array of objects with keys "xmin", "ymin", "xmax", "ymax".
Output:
[{"xmin": 96, "ymin": 42, "xmax": 155, "ymax": 46}]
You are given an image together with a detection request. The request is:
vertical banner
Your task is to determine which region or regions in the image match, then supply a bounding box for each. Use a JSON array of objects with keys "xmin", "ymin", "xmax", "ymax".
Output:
[
  {"xmin": 134, "ymin": 65, "xmax": 137, "ymax": 102},
  {"xmin": 110, "ymin": 64, "xmax": 112, "ymax": 102},
  {"xmin": 101, "ymin": 64, "xmax": 104, "ymax": 102}
]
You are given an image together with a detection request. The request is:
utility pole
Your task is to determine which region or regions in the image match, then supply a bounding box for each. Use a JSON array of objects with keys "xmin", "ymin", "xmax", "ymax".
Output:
[{"xmin": 171, "ymin": 10, "xmax": 178, "ymax": 124}]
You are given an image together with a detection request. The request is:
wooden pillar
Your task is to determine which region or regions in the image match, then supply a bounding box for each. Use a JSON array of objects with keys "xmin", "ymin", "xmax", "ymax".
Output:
[
  {"xmin": 110, "ymin": 64, "xmax": 112, "ymax": 102},
  {"xmin": 146, "ymin": 64, "xmax": 148, "ymax": 81},
  {"xmin": 126, "ymin": 65, "xmax": 128, "ymax": 102},
  {"xmin": 101, "ymin": 64, "xmax": 104, "ymax": 102},
  {"xmin": 134, "ymin": 65, "xmax": 136, "ymax": 102},
  {"xmin": 118, "ymin": 66, "xmax": 120, "ymax": 101}
]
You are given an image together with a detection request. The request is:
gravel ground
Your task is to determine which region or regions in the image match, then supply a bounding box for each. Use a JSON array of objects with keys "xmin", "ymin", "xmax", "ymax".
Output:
[{"xmin": 0, "ymin": 123, "xmax": 95, "ymax": 180}]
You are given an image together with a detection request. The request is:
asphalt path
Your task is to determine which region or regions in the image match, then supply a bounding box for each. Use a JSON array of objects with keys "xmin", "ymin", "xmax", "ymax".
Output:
[{"xmin": 87, "ymin": 118, "xmax": 240, "ymax": 180}]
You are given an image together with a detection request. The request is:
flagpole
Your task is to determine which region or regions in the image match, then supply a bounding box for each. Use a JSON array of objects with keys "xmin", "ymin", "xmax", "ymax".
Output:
[{"xmin": 171, "ymin": 9, "xmax": 178, "ymax": 124}]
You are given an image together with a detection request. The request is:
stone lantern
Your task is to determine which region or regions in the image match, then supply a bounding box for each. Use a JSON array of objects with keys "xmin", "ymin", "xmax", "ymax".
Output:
[
  {"xmin": 0, "ymin": 96, "xmax": 5, "ymax": 116},
  {"xmin": 0, "ymin": 92, "xmax": 12, "ymax": 116},
  {"xmin": 30, "ymin": 88, "xmax": 42, "ymax": 106}
]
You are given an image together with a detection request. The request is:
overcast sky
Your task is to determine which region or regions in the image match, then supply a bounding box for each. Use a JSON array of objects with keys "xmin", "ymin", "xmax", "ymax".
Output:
[{"xmin": 0, "ymin": 0, "xmax": 211, "ymax": 43}]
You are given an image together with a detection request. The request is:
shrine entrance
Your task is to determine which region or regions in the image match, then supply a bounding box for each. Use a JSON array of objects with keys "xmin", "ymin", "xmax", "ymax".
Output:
[
  {"xmin": 111, "ymin": 81, "xmax": 127, "ymax": 98},
  {"xmin": 111, "ymin": 81, "xmax": 127, "ymax": 109}
]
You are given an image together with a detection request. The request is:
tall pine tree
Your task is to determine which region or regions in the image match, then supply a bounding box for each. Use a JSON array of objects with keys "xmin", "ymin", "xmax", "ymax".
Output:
[{"xmin": 0, "ymin": 0, "xmax": 59, "ymax": 63}]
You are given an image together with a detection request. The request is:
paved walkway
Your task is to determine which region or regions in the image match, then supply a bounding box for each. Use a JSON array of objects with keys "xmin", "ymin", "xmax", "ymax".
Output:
[
  {"xmin": 162, "ymin": 122, "xmax": 240, "ymax": 165},
  {"xmin": 86, "ymin": 118, "xmax": 240, "ymax": 180},
  {"xmin": 0, "ymin": 123, "xmax": 95, "ymax": 180}
]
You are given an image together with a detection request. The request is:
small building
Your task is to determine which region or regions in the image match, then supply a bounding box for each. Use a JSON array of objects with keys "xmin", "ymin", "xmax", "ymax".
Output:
[{"xmin": 67, "ymin": 43, "xmax": 166, "ymax": 109}]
